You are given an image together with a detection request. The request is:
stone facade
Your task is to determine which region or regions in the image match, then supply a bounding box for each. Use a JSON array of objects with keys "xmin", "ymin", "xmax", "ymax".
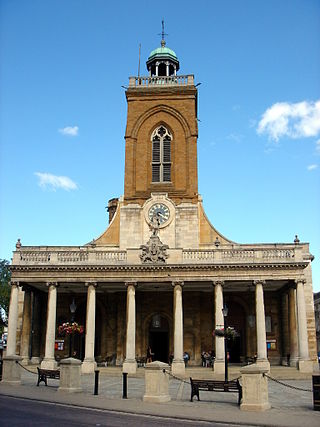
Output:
[{"xmin": 6, "ymin": 39, "xmax": 318, "ymax": 376}]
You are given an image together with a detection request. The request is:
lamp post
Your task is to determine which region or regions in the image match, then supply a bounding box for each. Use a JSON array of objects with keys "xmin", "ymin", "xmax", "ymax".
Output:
[
  {"xmin": 222, "ymin": 304, "xmax": 228, "ymax": 383},
  {"xmin": 69, "ymin": 298, "xmax": 77, "ymax": 358}
]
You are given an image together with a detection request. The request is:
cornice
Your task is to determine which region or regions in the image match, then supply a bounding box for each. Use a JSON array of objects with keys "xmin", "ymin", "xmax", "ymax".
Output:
[{"xmin": 10, "ymin": 261, "xmax": 309, "ymax": 274}]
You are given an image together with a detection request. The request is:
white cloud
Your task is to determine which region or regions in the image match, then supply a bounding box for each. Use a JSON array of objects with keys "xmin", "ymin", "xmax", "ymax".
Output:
[
  {"xmin": 257, "ymin": 100, "xmax": 320, "ymax": 141},
  {"xmin": 58, "ymin": 126, "xmax": 79, "ymax": 136},
  {"xmin": 307, "ymin": 164, "xmax": 318, "ymax": 171},
  {"xmin": 35, "ymin": 172, "xmax": 78, "ymax": 191}
]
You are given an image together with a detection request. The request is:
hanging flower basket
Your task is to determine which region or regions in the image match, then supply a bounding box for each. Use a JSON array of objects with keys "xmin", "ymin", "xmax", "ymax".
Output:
[
  {"xmin": 58, "ymin": 322, "xmax": 84, "ymax": 336},
  {"xmin": 212, "ymin": 327, "xmax": 237, "ymax": 340}
]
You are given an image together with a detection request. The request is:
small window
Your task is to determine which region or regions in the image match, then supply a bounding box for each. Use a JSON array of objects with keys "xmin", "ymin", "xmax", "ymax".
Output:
[{"xmin": 151, "ymin": 126, "xmax": 172, "ymax": 183}]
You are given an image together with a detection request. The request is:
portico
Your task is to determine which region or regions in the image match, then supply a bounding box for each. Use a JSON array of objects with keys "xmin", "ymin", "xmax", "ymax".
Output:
[{"xmin": 6, "ymin": 33, "xmax": 317, "ymax": 374}]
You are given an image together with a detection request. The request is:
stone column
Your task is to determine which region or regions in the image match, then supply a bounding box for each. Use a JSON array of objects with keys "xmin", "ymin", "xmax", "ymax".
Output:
[
  {"xmin": 280, "ymin": 292, "xmax": 289, "ymax": 366},
  {"xmin": 20, "ymin": 287, "xmax": 32, "ymax": 365},
  {"xmin": 6, "ymin": 281, "xmax": 20, "ymax": 356},
  {"xmin": 254, "ymin": 280, "xmax": 270, "ymax": 371},
  {"xmin": 123, "ymin": 282, "xmax": 137, "ymax": 374},
  {"xmin": 31, "ymin": 291, "xmax": 41, "ymax": 364},
  {"xmin": 288, "ymin": 285, "xmax": 299, "ymax": 367},
  {"xmin": 82, "ymin": 282, "xmax": 97, "ymax": 374},
  {"xmin": 172, "ymin": 281, "xmax": 185, "ymax": 376},
  {"xmin": 213, "ymin": 280, "xmax": 225, "ymax": 374},
  {"xmin": 295, "ymin": 279, "xmax": 313, "ymax": 372},
  {"xmin": 41, "ymin": 282, "xmax": 58, "ymax": 369}
]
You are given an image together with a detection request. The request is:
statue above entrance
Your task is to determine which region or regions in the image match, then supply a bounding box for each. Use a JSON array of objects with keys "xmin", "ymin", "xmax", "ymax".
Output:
[{"xmin": 140, "ymin": 231, "xmax": 169, "ymax": 264}]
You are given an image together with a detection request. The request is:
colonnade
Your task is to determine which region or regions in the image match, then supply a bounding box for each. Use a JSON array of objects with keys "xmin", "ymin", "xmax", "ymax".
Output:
[{"xmin": 5, "ymin": 278, "xmax": 313, "ymax": 374}]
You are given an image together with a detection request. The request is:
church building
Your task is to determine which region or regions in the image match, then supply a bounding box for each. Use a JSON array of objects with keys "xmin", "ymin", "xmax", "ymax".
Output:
[{"xmin": 7, "ymin": 34, "xmax": 317, "ymax": 376}]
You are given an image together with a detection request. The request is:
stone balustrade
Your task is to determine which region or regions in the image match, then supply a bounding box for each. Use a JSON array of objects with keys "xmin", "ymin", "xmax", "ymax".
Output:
[
  {"xmin": 12, "ymin": 245, "xmax": 302, "ymax": 266},
  {"xmin": 14, "ymin": 248, "xmax": 127, "ymax": 265},
  {"xmin": 128, "ymin": 75, "xmax": 194, "ymax": 87},
  {"xmin": 182, "ymin": 247, "xmax": 298, "ymax": 264}
]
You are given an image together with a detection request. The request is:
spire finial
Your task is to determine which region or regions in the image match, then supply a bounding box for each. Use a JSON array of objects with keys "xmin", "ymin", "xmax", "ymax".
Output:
[{"xmin": 158, "ymin": 19, "xmax": 168, "ymax": 47}]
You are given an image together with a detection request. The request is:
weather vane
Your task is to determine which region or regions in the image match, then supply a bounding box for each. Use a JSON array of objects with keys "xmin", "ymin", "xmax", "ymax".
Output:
[{"xmin": 158, "ymin": 19, "xmax": 168, "ymax": 46}]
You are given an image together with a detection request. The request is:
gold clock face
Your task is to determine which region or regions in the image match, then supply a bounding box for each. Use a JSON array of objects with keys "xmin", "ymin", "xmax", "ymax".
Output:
[{"xmin": 148, "ymin": 203, "xmax": 170, "ymax": 225}]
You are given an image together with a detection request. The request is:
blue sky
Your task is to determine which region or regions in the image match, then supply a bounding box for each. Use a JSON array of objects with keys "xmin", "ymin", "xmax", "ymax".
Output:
[{"xmin": 1, "ymin": 0, "xmax": 319, "ymax": 291}]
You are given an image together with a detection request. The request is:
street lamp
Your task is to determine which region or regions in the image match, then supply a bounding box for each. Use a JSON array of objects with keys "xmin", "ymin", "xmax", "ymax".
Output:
[
  {"xmin": 69, "ymin": 298, "xmax": 77, "ymax": 358},
  {"xmin": 222, "ymin": 304, "xmax": 228, "ymax": 383}
]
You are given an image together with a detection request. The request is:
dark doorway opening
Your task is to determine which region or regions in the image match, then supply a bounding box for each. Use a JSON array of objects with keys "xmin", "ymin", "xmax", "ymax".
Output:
[
  {"xmin": 149, "ymin": 331, "xmax": 169, "ymax": 363},
  {"xmin": 148, "ymin": 315, "xmax": 169, "ymax": 363},
  {"xmin": 228, "ymin": 335, "xmax": 241, "ymax": 363}
]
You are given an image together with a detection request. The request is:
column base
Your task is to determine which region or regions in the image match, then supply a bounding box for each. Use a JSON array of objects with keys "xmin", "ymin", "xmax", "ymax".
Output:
[
  {"xmin": 41, "ymin": 358, "xmax": 58, "ymax": 370},
  {"xmin": 171, "ymin": 359, "xmax": 185, "ymax": 377},
  {"xmin": 298, "ymin": 359, "xmax": 314, "ymax": 373},
  {"xmin": 289, "ymin": 357, "xmax": 298, "ymax": 368},
  {"xmin": 256, "ymin": 359, "xmax": 270, "ymax": 372},
  {"xmin": 213, "ymin": 359, "xmax": 225, "ymax": 374},
  {"xmin": 122, "ymin": 359, "xmax": 137, "ymax": 374},
  {"xmin": 81, "ymin": 359, "xmax": 97, "ymax": 374},
  {"xmin": 30, "ymin": 357, "xmax": 41, "ymax": 365},
  {"xmin": 20, "ymin": 357, "xmax": 30, "ymax": 366},
  {"xmin": 2, "ymin": 355, "xmax": 23, "ymax": 385}
]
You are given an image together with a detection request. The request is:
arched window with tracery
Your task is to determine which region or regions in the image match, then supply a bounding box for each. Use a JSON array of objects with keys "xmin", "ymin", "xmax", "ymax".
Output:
[{"xmin": 151, "ymin": 126, "xmax": 172, "ymax": 183}]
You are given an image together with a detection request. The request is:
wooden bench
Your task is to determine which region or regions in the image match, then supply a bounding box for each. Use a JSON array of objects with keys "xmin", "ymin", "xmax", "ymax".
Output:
[
  {"xmin": 37, "ymin": 367, "xmax": 60, "ymax": 386},
  {"xmin": 190, "ymin": 377, "xmax": 242, "ymax": 405}
]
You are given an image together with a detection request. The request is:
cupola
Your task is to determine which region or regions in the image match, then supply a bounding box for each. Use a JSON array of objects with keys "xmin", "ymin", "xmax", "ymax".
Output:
[{"xmin": 146, "ymin": 23, "xmax": 180, "ymax": 77}]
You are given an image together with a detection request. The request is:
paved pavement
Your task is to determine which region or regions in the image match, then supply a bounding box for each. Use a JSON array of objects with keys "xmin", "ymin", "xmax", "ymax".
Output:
[{"xmin": 0, "ymin": 365, "xmax": 320, "ymax": 426}]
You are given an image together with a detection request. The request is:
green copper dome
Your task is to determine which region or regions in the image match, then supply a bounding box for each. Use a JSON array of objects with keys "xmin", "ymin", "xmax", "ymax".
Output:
[
  {"xmin": 148, "ymin": 46, "xmax": 178, "ymax": 62},
  {"xmin": 146, "ymin": 40, "xmax": 180, "ymax": 75}
]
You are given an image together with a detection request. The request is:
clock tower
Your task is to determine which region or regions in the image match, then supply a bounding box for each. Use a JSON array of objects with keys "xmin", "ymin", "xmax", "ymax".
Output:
[
  {"xmin": 124, "ymin": 38, "xmax": 199, "ymax": 206},
  {"xmin": 94, "ymin": 33, "xmax": 229, "ymax": 250}
]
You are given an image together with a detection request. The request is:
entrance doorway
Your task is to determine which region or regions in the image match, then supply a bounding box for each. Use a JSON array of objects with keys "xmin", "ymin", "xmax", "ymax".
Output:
[{"xmin": 148, "ymin": 315, "xmax": 169, "ymax": 363}]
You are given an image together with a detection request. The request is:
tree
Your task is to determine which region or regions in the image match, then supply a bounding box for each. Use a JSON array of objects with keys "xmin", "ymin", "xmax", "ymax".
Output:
[{"xmin": 0, "ymin": 259, "xmax": 11, "ymax": 326}]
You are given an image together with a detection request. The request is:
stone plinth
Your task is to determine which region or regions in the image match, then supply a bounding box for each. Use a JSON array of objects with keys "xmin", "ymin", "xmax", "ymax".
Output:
[
  {"xmin": 213, "ymin": 360, "xmax": 225, "ymax": 374},
  {"xmin": 143, "ymin": 361, "xmax": 171, "ymax": 403},
  {"xmin": 122, "ymin": 359, "xmax": 137, "ymax": 374},
  {"xmin": 240, "ymin": 364, "xmax": 271, "ymax": 412},
  {"xmin": 2, "ymin": 355, "xmax": 23, "ymax": 385},
  {"xmin": 171, "ymin": 360, "xmax": 185, "ymax": 377},
  {"xmin": 58, "ymin": 357, "xmax": 82, "ymax": 393},
  {"xmin": 298, "ymin": 359, "xmax": 314, "ymax": 373},
  {"xmin": 81, "ymin": 359, "xmax": 97, "ymax": 374}
]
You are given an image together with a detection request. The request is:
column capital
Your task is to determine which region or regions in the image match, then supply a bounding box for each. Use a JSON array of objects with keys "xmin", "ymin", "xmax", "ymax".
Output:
[
  {"xmin": 125, "ymin": 281, "xmax": 137, "ymax": 288},
  {"xmin": 46, "ymin": 282, "xmax": 59, "ymax": 288},
  {"xmin": 10, "ymin": 281, "xmax": 19, "ymax": 288},
  {"xmin": 212, "ymin": 280, "xmax": 224, "ymax": 287},
  {"xmin": 288, "ymin": 281, "xmax": 297, "ymax": 290},
  {"xmin": 172, "ymin": 280, "xmax": 184, "ymax": 288},
  {"xmin": 85, "ymin": 281, "xmax": 98, "ymax": 288},
  {"xmin": 253, "ymin": 280, "xmax": 266, "ymax": 287},
  {"xmin": 295, "ymin": 278, "xmax": 306, "ymax": 286}
]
